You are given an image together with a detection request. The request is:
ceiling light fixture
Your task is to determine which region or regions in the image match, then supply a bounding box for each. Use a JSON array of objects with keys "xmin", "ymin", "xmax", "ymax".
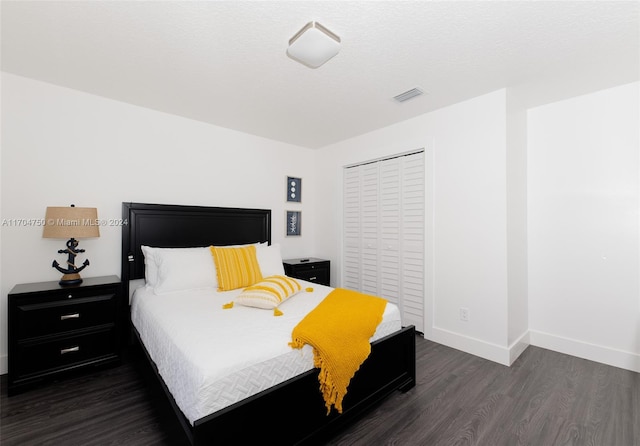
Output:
[{"xmin": 287, "ymin": 21, "xmax": 341, "ymax": 69}]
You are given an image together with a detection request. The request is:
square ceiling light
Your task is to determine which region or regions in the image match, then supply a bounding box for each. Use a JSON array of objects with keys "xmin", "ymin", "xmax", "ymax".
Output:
[{"xmin": 287, "ymin": 21, "xmax": 341, "ymax": 69}]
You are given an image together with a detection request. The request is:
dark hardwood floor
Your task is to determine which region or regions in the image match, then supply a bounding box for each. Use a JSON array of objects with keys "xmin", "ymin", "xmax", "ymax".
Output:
[{"xmin": 2, "ymin": 336, "xmax": 638, "ymax": 445}]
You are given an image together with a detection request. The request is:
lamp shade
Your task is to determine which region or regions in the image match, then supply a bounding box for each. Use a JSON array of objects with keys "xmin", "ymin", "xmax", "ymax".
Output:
[{"xmin": 43, "ymin": 206, "xmax": 100, "ymax": 239}]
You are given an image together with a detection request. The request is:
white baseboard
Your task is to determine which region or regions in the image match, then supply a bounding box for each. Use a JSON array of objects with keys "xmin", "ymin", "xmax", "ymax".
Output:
[
  {"xmin": 427, "ymin": 327, "xmax": 639, "ymax": 372},
  {"xmin": 427, "ymin": 327, "xmax": 530, "ymax": 366},
  {"xmin": 529, "ymin": 329, "xmax": 640, "ymax": 373},
  {"xmin": 509, "ymin": 331, "xmax": 530, "ymax": 365}
]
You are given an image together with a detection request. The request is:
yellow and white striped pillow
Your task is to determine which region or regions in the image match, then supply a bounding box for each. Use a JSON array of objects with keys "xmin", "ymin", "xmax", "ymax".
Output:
[
  {"xmin": 236, "ymin": 275, "xmax": 302, "ymax": 309},
  {"xmin": 210, "ymin": 245, "xmax": 263, "ymax": 291}
]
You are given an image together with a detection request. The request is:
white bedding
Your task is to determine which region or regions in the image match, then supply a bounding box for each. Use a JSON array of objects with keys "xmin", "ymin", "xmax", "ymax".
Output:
[{"xmin": 131, "ymin": 281, "xmax": 402, "ymax": 425}]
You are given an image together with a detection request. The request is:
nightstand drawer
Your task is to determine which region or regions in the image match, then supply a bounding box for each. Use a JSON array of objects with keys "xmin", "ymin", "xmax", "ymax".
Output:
[
  {"xmin": 16, "ymin": 328, "xmax": 117, "ymax": 378},
  {"xmin": 15, "ymin": 294, "xmax": 117, "ymax": 339},
  {"xmin": 291, "ymin": 267, "xmax": 329, "ymax": 285}
]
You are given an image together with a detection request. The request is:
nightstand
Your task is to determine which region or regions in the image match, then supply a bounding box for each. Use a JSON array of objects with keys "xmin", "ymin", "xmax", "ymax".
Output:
[
  {"xmin": 8, "ymin": 275, "xmax": 123, "ymax": 395},
  {"xmin": 283, "ymin": 258, "xmax": 330, "ymax": 286}
]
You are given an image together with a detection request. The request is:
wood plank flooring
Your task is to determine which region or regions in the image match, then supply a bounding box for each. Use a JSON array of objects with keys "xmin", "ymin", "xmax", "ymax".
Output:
[{"xmin": 1, "ymin": 336, "xmax": 638, "ymax": 445}]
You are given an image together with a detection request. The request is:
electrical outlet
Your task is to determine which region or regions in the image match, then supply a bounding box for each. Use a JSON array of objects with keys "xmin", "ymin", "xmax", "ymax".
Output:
[{"xmin": 460, "ymin": 307, "xmax": 470, "ymax": 322}]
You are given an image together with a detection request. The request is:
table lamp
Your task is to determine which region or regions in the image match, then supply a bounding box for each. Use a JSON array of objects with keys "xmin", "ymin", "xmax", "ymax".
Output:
[{"xmin": 42, "ymin": 205, "xmax": 100, "ymax": 286}]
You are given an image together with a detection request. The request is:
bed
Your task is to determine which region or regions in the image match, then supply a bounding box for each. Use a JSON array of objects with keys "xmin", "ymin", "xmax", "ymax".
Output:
[{"xmin": 121, "ymin": 202, "xmax": 416, "ymax": 445}]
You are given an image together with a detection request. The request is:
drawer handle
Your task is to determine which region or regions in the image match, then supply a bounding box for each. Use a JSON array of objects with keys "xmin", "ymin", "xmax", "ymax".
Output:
[
  {"xmin": 309, "ymin": 276, "xmax": 317, "ymax": 281},
  {"xmin": 60, "ymin": 346, "xmax": 80, "ymax": 355},
  {"xmin": 60, "ymin": 313, "xmax": 80, "ymax": 321}
]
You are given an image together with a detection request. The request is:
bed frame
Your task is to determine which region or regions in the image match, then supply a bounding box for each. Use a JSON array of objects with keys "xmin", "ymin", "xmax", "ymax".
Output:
[{"xmin": 121, "ymin": 202, "xmax": 416, "ymax": 445}]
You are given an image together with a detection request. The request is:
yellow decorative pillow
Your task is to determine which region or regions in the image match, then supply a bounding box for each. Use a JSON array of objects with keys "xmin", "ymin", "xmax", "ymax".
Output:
[
  {"xmin": 210, "ymin": 245, "xmax": 263, "ymax": 291},
  {"xmin": 236, "ymin": 275, "xmax": 301, "ymax": 310}
]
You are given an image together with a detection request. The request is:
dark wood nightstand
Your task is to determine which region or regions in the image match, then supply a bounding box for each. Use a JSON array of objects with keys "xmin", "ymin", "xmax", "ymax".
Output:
[
  {"xmin": 7, "ymin": 275, "xmax": 123, "ymax": 395},
  {"xmin": 283, "ymin": 258, "xmax": 330, "ymax": 286}
]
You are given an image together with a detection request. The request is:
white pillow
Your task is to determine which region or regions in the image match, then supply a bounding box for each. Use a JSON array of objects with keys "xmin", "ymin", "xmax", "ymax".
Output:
[
  {"xmin": 256, "ymin": 243, "xmax": 285, "ymax": 277},
  {"xmin": 141, "ymin": 245, "xmax": 160, "ymax": 287},
  {"xmin": 142, "ymin": 246, "xmax": 217, "ymax": 294}
]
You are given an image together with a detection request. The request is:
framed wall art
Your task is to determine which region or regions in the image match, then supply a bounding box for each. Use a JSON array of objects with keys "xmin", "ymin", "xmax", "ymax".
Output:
[
  {"xmin": 286, "ymin": 176, "xmax": 302, "ymax": 202},
  {"xmin": 286, "ymin": 210, "xmax": 301, "ymax": 236}
]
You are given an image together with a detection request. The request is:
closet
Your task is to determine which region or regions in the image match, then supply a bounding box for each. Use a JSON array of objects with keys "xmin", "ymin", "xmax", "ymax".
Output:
[{"xmin": 343, "ymin": 150, "xmax": 425, "ymax": 332}]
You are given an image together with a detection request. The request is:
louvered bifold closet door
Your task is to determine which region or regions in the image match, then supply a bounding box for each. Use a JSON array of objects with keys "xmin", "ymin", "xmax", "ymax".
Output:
[
  {"xmin": 342, "ymin": 151, "xmax": 425, "ymax": 332},
  {"xmin": 379, "ymin": 158, "xmax": 401, "ymax": 307},
  {"xmin": 360, "ymin": 163, "xmax": 380, "ymax": 296},
  {"xmin": 343, "ymin": 166, "xmax": 361, "ymax": 290},
  {"xmin": 399, "ymin": 152, "xmax": 425, "ymax": 330}
]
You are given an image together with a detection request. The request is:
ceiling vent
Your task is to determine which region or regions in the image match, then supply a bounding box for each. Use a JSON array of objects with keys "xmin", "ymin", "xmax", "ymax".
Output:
[{"xmin": 393, "ymin": 88, "xmax": 424, "ymax": 103}]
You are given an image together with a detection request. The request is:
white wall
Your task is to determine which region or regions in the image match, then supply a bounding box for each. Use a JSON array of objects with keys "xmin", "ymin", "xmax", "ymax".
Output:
[
  {"xmin": 317, "ymin": 83, "xmax": 640, "ymax": 372},
  {"xmin": 528, "ymin": 82, "xmax": 640, "ymax": 372},
  {"xmin": 0, "ymin": 73, "xmax": 318, "ymax": 373},
  {"xmin": 3, "ymin": 72, "xmax": 637, "ymax": 376},
  {"xmin": 317, "ymin": 90, "xmax": 515, "ymax": 364}
]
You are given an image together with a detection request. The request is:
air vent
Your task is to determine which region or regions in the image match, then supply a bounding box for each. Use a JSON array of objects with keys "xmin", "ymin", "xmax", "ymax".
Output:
[{"xmin": 393, "ymin": 88, "xmax": 424, "ymax": 103}]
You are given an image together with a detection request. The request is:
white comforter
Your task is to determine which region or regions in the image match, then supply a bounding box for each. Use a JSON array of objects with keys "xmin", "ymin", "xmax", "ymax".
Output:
[{"xmin": 131, "ymin": 281, "xmax": 402, "ymax": 425}]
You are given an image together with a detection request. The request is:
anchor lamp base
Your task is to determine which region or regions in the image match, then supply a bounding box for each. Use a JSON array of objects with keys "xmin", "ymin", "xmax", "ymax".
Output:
[
  {"xmin": 59, "ymin": 273, "xmax": 83, "ymax": 287},
  {"xmin": 49, "ymin": 237, "xmax": 92, "ymax": 287}
]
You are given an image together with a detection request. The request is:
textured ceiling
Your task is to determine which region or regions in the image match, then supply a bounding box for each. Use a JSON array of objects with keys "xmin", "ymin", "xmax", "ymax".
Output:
[{"xmin": 2, "ymin": 1, "xmax": 638, "ymax": 149}]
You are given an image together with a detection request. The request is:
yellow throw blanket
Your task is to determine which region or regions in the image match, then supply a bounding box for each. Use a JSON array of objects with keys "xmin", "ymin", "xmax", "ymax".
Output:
[{"xmin": 289, "ymin": 288, "xmax": 387, "ymax": 414}]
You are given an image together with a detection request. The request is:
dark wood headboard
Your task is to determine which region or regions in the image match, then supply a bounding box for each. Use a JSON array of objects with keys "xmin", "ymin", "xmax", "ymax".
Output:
[{"xmin": 121, "ymin": 202, "xmax": 271, "ymax": 292}]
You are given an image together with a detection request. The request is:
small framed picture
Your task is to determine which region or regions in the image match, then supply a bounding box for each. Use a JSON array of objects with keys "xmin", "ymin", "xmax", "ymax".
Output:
[
  {"xmin": 286, "ymin": 210, "xmax": 301, "ymax": 236},
  {"xmin": 286, "ymin": 176, "xmax": 302, "ymax": 202}
]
